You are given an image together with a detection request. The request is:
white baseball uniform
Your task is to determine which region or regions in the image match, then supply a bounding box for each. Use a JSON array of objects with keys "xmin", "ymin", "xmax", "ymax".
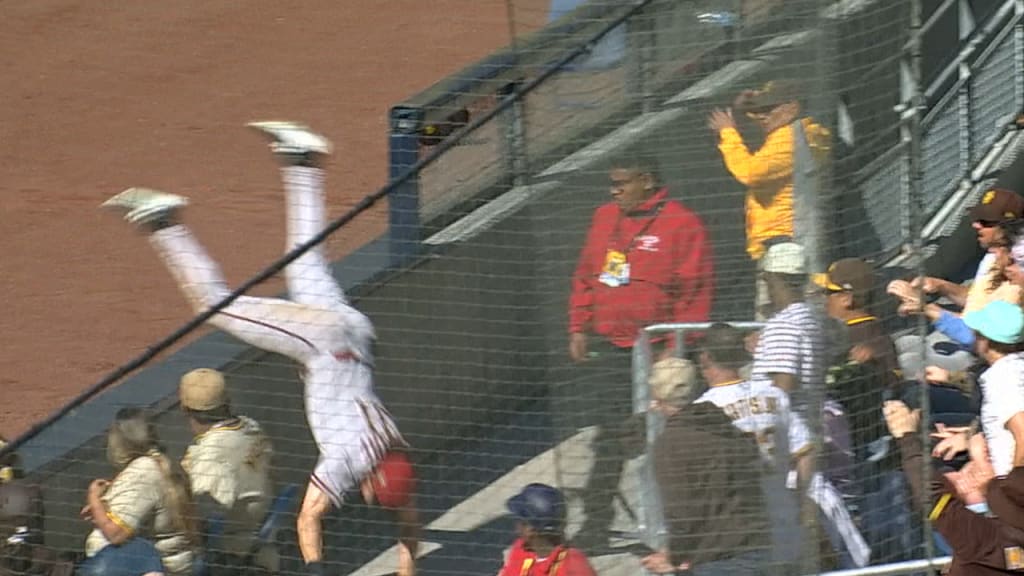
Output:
[
  {"xmin": 696, "ymin": 378, "xmax": 871, "ymax": 568},
  {"xmin": 149, "ymin": 166, "xmax": 404, "ymax": 507}
]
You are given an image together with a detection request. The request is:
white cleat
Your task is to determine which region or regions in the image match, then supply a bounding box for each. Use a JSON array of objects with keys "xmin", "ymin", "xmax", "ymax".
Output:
[
  {"xmin": 246, "ymin": 121, "xmax": 333, "ymax": 156},
  {"xmin": 101, "ymin": 187, "xmax": 188, "ymax": 225}
]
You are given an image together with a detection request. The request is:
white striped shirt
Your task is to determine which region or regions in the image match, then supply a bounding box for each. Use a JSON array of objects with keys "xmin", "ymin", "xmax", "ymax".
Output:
[{"xmin": 751, "ymin": 302, "xmax": 826, "ymax": 411}]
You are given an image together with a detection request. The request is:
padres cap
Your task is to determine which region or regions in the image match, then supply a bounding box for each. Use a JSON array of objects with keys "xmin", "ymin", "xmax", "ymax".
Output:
[
  {"xmin": 761, "ymin": 242, "xmax": 807, "ymax": 275},
  {"xmin": 648, "ymin": 357, "xmax": 697, "ymax": 407},
  {"xmin": 969, "ymin": 188, "xmax": 1024, "ymax": 223},
  {"xmin": 813, "ymin": 258, "xmax": 874, "ymax": 295},
  {"xmin": 179, "ymin": 368, "xmax": 229, "ymax": 411}
]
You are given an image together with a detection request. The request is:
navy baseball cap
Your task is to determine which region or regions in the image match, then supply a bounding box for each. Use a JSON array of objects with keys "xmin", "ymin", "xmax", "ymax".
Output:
[{"xmin": 507, "ymin": 483, "xmax": 566, "ymax": 533}]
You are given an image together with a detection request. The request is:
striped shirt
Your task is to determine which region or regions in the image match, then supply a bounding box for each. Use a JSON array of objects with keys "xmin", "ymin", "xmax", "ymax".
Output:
[{"xmin": 751, "ymin": 301, "xmax": 826, "ymax": 413}]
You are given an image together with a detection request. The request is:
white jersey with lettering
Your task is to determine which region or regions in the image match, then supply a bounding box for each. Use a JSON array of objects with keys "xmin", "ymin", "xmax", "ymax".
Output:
[{"xmin": 696, "ymin": 377, "xmax": 812, "ymax": 467}]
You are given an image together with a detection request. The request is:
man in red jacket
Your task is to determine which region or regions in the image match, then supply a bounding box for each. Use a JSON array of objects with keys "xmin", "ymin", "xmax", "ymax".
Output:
[{"xmin": 566, "ymin": 157, "xmax": 713, "ymax": 550}]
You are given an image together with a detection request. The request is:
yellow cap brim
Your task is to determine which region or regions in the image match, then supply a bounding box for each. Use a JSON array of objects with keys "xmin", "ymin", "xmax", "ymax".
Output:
[{"xmin": 812, "ymin": 273, "xmax": 843, "ymax": 291}]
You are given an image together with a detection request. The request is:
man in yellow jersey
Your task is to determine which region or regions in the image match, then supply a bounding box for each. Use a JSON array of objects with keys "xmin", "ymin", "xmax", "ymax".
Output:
[{"xmin": 709, "ymin": 80, "xmax": 831, "ymax": 318}]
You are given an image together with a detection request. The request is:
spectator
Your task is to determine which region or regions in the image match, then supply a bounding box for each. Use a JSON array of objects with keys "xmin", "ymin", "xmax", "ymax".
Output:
[
  {"xmin": 934, "ymin": 301, "xmax": 1024, "ymax": 479},
  {"xmin": 498, "ymin": 484, "xmax": 596, "ymax": 576},
  {"xmin": 79, "ymin": 408, "xmax": 197, "ymax": 576},
  {"xmin": 749, "ymin": 242, "xmax": 827, "ymax": 414},
  {"xmin": 566, "ymin": 156, "xmax": 713, "ymax": 548},
  {"xmin": 884, "ymin": 400, "xmax": 1024, "ymax": 575},
  {"xmin": 815, "ymin": 258, "xmax": 900, "ymax": 459},
  {"xmin": 177, "ymin": 369, "xmax": 276, "ymax": 574},
  {"xmin": 640, "ymin": 354, "xmax": 773, "ymax": 576},
  {"xmin": 708, "ymin": 80, "xmax": 831, "ymax": 318},
  {"xmin": 814, "ymin": 259, "xmax": 922, "ymax": 562},
  {"xmin": 888, "ymin": 189, "xmax": 1024, "ymax": 372}
]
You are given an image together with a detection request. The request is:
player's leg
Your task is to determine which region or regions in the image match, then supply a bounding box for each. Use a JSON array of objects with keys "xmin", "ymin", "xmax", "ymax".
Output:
[
  {"xmin": 101, "ymin": 188, "xmax": 341, "ymax": 363},
  {"xmin": 246, "ymin": 121, "xmax": 347, "ymax": 310}
]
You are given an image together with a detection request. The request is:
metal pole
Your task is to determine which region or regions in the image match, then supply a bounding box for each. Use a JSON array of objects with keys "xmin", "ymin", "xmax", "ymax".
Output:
[
  {"xmin": 901, "ymin": 0, "xmax": 936, "ymax": 569},
  {"xmin": 808, "ymin": 556, "xmax": 952, "ymax": 576},
  {"xmin": 388, "ymin": 106, "xmax": 424, "ymax": 267}
]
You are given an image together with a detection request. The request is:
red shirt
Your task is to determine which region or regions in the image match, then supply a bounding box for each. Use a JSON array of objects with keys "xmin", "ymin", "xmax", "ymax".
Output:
[
  {"xmin": 499, "ymin": 539, "xmax": 596, "ymax": 576},
  {"xmin": 569, "ymin": 189, "xmax": 713, "ymax": 347}
]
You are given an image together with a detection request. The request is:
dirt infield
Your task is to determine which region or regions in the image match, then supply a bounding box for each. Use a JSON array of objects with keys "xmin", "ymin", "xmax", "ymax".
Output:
[{"xmin": 0, "ymin": 0, "xmax": 549, "ymax": 437}]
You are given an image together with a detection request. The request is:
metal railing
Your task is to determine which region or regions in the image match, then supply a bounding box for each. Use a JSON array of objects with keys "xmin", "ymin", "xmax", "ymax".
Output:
[{"xmin": 858, "ymin": 0, "xmax": 1024, "ymax": 257}]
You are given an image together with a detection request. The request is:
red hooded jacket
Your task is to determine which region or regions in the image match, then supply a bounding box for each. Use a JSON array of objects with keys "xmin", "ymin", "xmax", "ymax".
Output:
[{"xmin": 569, "ymin": 189, "xmax": 713, "ymax": 348}]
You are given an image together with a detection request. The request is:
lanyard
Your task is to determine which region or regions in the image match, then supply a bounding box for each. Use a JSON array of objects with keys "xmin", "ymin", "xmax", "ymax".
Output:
[
  {"xmin": 520, "ymin": 548, "xmax": 569, "ymax": 576},
  {"xmin": 608, "ymin": 201, "xmax": 665, "ymax": 255}
]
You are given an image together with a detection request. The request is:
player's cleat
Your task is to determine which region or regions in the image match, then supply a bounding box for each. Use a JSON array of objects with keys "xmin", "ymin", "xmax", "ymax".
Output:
[
  {"xmin": 101, "ymin": 187, "xmax": 188, "ymax": 226},
  {"xmin": 246, "ymin": 121, "xmax": 333, "ymax": 158}
]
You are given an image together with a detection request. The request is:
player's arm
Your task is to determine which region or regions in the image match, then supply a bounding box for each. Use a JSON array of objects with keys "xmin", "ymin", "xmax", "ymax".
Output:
[
  {"xmin": 396, "ymin": 498, "xmax": 420, "ymax": 576},
  {"xmin": 772, "ymin": 373, "xmax": 798, "ymax": 394},
  {"xmin": 669, "ymin": 214, "xmax": 713, "ymax": 324}
]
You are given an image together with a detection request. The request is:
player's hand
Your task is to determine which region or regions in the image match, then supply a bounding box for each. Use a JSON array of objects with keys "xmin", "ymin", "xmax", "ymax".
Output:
[
  {"xmin": 883, "ymin": 401, "xmax": 920, "ymax": 439},
  {"xmin": 925, "ymin": 366, "xmax": 951, "ymax": 384},
  {"xmin": 79, "ymin": 504, "xmax": 93, "ymax": 522},
  {"xmin": 707, "ymin": 108, "xmax": 736, "ymax": 132},
  {"xmin": 88, "ymin": 479, "xmax": 110, "ymax": 500},
  {"xmin": 931, "ymin": 424, "xmax": 971, "ymax": 460},
  {"xmin": 641, "ymin": 551, "xmax": 687, "ymax": 574},
  {"xmin": 569, "ymin": 333, "xmax": 588, "ymax": 363}
]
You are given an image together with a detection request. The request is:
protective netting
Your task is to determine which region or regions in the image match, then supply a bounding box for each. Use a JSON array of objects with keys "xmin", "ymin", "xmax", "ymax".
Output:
[{"xmin": 5, "ymin": 1, "xmax": 1024, "ymax": 576}]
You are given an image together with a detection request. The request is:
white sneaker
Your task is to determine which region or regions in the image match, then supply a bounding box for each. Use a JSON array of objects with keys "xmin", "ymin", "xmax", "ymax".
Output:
[
  {"xmin": 246, "ymin": 121, "xmax": 333, "ymax": 156},
  {"xmin": 101, "ymin": 187, "xmax": 188, "ymax": 225}
]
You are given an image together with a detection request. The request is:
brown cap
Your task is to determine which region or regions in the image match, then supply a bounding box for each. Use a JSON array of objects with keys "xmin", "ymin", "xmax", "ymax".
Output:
[
  {"xmin": 813, "ymin": 258, "xmax": 875, "ymax": 295},
  {"xmin": 179, "ymin": 368, "xmax": 228, "ymax": 411},
  {"xmin": 969, "ymin": 188, "xmax": 1024, "ymax": 223}
]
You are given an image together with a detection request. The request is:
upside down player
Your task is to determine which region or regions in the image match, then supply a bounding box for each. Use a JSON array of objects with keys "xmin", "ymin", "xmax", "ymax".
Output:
[{"xmin": 101, "ymin": 122, "xmax": 419, "ymax": 576}]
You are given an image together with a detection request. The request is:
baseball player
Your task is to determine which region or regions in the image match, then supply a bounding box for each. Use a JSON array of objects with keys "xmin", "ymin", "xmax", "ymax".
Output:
[{"xmin": 101, "ymin": 122, "xmax": 418, "ymax": 576}]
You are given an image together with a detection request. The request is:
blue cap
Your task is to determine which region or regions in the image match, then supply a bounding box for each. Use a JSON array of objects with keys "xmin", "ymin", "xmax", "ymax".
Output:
[
  {"xmin": 506, "ymin": 483, "xmax": 566, "ymax": 533},
  {"xmin": 964, "ymin": 300, "xmax": 1024, "ymax": 344}
]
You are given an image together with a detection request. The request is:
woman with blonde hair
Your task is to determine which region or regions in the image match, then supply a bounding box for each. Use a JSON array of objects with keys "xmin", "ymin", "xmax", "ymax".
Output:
[{"xmin": 78, "ymin": 407, "xmax": 198, "ymax": 576}]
